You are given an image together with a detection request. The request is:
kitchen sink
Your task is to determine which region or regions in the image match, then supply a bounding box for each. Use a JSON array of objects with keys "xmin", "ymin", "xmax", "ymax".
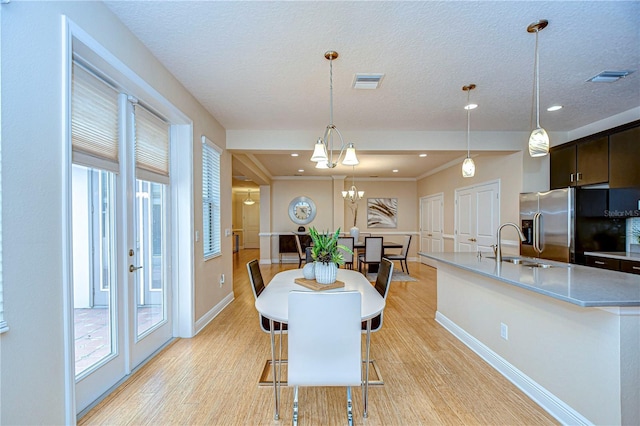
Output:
[{"xmin": 486, "ymin": 256, "xmax": 554, "ymax": 268}]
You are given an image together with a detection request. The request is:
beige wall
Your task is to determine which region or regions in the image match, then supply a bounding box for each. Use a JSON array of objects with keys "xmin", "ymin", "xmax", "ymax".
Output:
[
  {"xmin": 417, "ymin": 152, "xmax": 523, "ymax": 254},
  {"xmin": 268, "ymin": 178, "xmax": 419, "ymax": 261}
]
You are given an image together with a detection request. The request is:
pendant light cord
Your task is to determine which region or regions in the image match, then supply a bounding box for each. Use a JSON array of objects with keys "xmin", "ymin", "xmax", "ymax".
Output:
[
  {"xmin": 534, "ymin": 29, "xmax": 540, "ymax": 128},
  {"xmin": 466, "ymin": 89, "xmax": 471, "ymax": 158}
]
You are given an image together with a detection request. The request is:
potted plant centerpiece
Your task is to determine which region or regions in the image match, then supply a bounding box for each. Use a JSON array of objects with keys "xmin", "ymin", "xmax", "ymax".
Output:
[{"xmin": 309, "ymin": 227, "xmax": 352, "ymax": 284}]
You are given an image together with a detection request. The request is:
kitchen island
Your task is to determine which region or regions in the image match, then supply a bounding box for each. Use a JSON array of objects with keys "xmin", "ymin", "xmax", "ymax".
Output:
[{"xmin": 419, "ymin": 251, "xmax": 639, "ymax": 426}]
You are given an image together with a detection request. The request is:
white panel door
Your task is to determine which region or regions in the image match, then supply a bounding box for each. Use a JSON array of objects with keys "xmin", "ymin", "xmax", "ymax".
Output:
[
  {"xmin": 475, "ymin": 182, "xmax": 500, "ymax": 252},
  {"xmin": 455, "ymin": 181, "xmax": 500, "ymax": 253},
  {"xmin": 243, "ymin": 201, "xmax": 260, "ymax": 249},
  {"xmin": 420, "ymin": 193, "xmax": 444, "ymax": 263},
  {"xmin": 430, "ymin": 195, "xmax": 443, "ymax": 252},
  {"xmin": 456, "ymin": 189, "xmax": 475, "ymax": 252}
]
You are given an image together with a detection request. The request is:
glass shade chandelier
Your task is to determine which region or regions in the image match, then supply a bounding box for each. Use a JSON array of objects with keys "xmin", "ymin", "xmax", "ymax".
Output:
[
  {"xmin": 310, "ymin": 51, "xmax": 359, "ymax": 169},
  {"xmin": 342, "ymin": 166, "xmax": 364, "ymax": 203},
  {"xmin": 243, "ymin": 190, "xmax": 255, "ymax": 206},
  {"xmin": 462, "ymin": 84, "xmax": 476, "ymax": 178},
  {"xmin": 527, "ymin": 19, "xmax": 550, "ymax": 157}
]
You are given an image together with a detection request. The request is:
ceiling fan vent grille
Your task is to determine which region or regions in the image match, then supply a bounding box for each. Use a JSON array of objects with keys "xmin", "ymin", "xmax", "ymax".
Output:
[
  {"xmin": 353, "ymin": 73, "xmax": 385, "ymax": 89},
  {"xmin": 587, "ymin": 70, "xmax": 634, "ymax": 83}
]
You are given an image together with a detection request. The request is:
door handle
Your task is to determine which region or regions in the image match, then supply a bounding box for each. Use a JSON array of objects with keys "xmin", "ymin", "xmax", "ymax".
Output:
[
  {"xmin": 594, "ymin": 261, "xmax": 605, "ymax": 265},
  {"xmin": 468, "ymin": 238, "xmax": 476, "ymax": 242},
  {"xmin": 576, "ymin": 172, "xmax": 582, "ymax": 181},
  {"xmin": 129, "ymin": 265, "xmax": 142, "ymax": 272},
  {"xmin": 570, "ymin": 173, "xmax": 574, "ymax": 183}
]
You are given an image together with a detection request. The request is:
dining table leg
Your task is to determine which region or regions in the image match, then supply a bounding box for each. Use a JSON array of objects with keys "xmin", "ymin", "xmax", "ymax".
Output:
[
  {"xmin": 269, "ymin": 319, "xmax": 280, "ymax": 420},
  {"xmin": 363, "ymin": 318, "xmax": 372, "ymax": 418}
]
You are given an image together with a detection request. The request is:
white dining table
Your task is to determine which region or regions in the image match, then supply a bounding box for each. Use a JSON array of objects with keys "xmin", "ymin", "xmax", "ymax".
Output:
[{"xmin": 255, "ymin": 268, "xmax": 385, "ymax": 421}]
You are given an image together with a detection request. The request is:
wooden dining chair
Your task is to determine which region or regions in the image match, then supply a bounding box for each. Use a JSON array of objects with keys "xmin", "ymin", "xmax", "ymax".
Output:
[
  {"xmin": 361, "ymin": 257, "xmax": 393, "ymax": 386},
  {"xmin": 246, "ymin": 259, "xmax": 287, "ymax": 386},
  {"xmin": 288, "ymin": 291, "xmax": 362, "ymax": 425},
  {"xmin": 337, "ymin": 236, "xmax": 354, "ymax": 269},
  {"xmin": 358, "ymin": 237, "xmax": 383, "ymax": 274},
  {"xmin": 294, "ymin": 234, "xmax": 306, "ymax": 268},
  {"xmin": 386, "ymin": 234, "xmax": 412, "ymax": 274}
]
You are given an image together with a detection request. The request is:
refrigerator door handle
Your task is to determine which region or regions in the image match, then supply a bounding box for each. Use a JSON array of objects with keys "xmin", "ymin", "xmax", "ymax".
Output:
[{"xmin": 533, "ymin": 212, "xmax": 542, "ymax": 253}]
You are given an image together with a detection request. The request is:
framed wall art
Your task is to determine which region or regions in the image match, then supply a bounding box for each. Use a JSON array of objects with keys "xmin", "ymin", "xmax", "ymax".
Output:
[{"xmin": 367, "ymin": 198, "xmax": 397, "ymax": 228}]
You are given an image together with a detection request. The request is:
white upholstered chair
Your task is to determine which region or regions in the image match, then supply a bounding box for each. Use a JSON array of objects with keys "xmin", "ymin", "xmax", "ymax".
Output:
[{"xmin": 288, "ymin": 291, "xmax": 362, "ymax": 425}]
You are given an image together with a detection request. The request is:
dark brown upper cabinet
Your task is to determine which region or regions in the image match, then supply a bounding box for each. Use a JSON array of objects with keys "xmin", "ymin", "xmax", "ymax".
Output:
[
  {"xmin": 550, "ymin": 136, "xmax": 608, "ymax": 189},
  {"xmin": 609, "ymin": 126, "xmax": 640, "ymax": 188},
  {"xmin": 550, "ymin": 144, "xmax": 577, "ymax": 189}
]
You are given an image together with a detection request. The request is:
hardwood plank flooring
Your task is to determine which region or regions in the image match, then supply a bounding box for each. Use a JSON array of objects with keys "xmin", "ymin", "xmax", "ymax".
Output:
[{"xmin": 79, "ymin": 249, "xmax": 558, "ymax": 425}]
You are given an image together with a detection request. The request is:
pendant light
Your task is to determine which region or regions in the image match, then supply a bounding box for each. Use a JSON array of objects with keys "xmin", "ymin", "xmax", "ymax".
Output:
[
  {"xmin": 243, "ymin": 190, "xmax": 255, "ymax": 206},
  {"xmin": 310, "ymin": 51, "xmax": 359, "ymax": 169},
  {"xmin": 342, "ymin": 166, "xmax": 364, "ymax": 203},
  {"xmin": 462, "ymin": 84, "xmax": 476, "ymax": 178},
  {"xmin": 527, "ymin": 19, "xmax": 549, "ymax": 157}
]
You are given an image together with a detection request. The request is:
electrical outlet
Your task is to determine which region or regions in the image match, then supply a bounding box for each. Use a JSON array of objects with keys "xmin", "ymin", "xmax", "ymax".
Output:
[
  {"xmin": 219, "ymin": 274, "xmax": 225, "ymax": 287},
  {"xmin": 500, "ymin": 323, "xmax": 508, "ymax": 340}
]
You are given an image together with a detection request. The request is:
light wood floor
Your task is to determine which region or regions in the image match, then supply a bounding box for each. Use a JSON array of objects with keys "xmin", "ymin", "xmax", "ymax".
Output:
[{"xmin": 79, "ymin": 249, "xmax": 558, "ymax": 425}]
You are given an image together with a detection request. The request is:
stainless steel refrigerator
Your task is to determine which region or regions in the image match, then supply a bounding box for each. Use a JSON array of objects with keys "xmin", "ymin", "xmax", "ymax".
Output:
[{"xmin": 519, "ymin": 188, "xmax": 575, "ymax": 262}]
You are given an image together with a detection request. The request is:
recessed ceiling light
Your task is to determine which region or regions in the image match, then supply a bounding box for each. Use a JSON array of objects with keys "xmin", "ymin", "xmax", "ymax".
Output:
[
  {"xmin": 291, "ymin": 153, "xmax": 299, "ymax": 157},
  {"xmin": 419, "ymin": 153, "xmax": 428, "ymax": 157},
  {"xmin": 298, "ymin": 169, "xmax": 304, "ymax": 173},
  {"xmin": 464, "ymin": 103, "xmax": 478, "ymax": 110},
  {"xmin": 587, "ymin": 70, "xmax": 634, "ymax": 83},
  {"xmin": 547, "ymin": 105, "xmax": 563, "ymax": 112},
  {"xmin": 392, "ymin": 169, "xmax": 399, "ymax": 173}
]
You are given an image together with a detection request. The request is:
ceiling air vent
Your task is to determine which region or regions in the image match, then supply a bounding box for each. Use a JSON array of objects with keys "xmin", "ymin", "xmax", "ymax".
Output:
[
  {"xmin": 587, "ymin": 70, "xmax": 634, "ymax": 83},
  {"xmin": 353, "ymin": 73, "xmax": 385, "ymax": 89}
]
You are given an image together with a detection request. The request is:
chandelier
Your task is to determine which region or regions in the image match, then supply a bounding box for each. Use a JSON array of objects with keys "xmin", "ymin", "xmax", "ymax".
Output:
[
  {"xmin": 527, "ymin": 19, "xmax": 550, "ymax": 157},
  {"xmin": 243, "ymin": 190, "xmax": 255, "ymax": 206},
  {"xmin": 342, "ymin": 167, "xmax": 364, "ymax": 203},
  {"xmin": 310, "ymin": 51, "xmax": 359, "ymax": 169},
  {"xmin": 462, "ymin": 84, "xmax": 477, "ymax": 178}
]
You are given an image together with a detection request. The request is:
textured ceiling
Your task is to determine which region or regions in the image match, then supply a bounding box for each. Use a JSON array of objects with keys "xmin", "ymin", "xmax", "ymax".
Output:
[{"xmin": 105, "ymin": 1, "xmax": 640, "ymax": 179}]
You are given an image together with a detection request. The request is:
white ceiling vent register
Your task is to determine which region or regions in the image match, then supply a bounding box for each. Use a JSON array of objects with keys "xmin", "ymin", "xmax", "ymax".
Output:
[
  {"xmin": 353, "ymin": 73, "xmax": 385, "ymax": 89},
  {"xmin": 587, "ymin": 70, "xmax": 634, "ymax": 83}
]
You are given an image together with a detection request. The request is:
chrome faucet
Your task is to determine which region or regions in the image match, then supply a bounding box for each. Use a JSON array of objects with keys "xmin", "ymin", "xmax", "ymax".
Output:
[{"xmin": 495, "ymin": 222, "xmax": 526, "ymax": 263}]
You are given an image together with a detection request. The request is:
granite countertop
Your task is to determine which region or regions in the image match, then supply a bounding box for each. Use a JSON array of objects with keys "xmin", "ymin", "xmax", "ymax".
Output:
[
  {"xmin": 584, "ymin": 251, "xmax": 640, "ymax": 262},
  {"xmin": 419, "ymin": 252, "xmax": 640, "ymax": 308}
]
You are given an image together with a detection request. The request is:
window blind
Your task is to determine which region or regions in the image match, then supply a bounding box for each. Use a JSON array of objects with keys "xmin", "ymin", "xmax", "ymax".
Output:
[
  {"xmin": 134, "ymin": 104, "xmax": 170, "ymax": 182},
  {"xmin": 71, "ymin": 63, "xmax": 119, "ymax": 170},
  {"xmin": 202, "ymin": 137, "xmax": 221, "ymax": 258}
]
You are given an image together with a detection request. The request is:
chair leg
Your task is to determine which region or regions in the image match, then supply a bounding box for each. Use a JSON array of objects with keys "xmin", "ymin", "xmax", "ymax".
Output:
[
  {"xmin": 298, "ymin": 258, "xmax": 302, "ymax": 268},
  {"xmin": 346, "ymin": 386, "xmax": 353, "ymax": 426},
  {"xmin": 293, "ymin": 386, "xmax": 299, "ymax": 426},
  {"xmin": 404, "ymin": 259, "xmax": 409, "ymax": 275}
]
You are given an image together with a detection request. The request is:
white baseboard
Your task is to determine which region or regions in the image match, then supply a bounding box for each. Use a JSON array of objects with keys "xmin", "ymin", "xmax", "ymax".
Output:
[
  {"xmin": 194, "ymin": 292, "xmax": 235, "ymax": 335},
  {"xmin": 435, "ymin": 311, "xmax": 591, "ymax": 426}
]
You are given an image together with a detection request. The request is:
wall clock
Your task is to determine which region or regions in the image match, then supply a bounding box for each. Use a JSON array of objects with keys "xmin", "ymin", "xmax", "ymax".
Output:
[{"xmin": 288, "ymin": 196, "xmax": 317, "ymax": 225}]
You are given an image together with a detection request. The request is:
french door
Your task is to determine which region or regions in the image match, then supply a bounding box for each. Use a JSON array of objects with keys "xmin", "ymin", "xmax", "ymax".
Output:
[
  {"xmin": 455, "ymin": 180, "xmax": 500, "ymax": 253},
  {"xmin": 71, "ymin": 76, "xmax": 172, "ymax": 412}
]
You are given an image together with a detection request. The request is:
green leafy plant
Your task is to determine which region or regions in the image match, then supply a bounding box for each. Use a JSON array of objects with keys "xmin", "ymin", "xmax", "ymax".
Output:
[{"xmin": 309, "ymin": 227, "xmax": 352, "ymax": 265}]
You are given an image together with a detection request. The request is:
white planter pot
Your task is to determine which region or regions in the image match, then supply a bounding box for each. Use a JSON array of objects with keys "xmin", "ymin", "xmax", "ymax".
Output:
[{"xmin": 314, "ymin": 262, "xmax": 338, "ymax": 284}]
